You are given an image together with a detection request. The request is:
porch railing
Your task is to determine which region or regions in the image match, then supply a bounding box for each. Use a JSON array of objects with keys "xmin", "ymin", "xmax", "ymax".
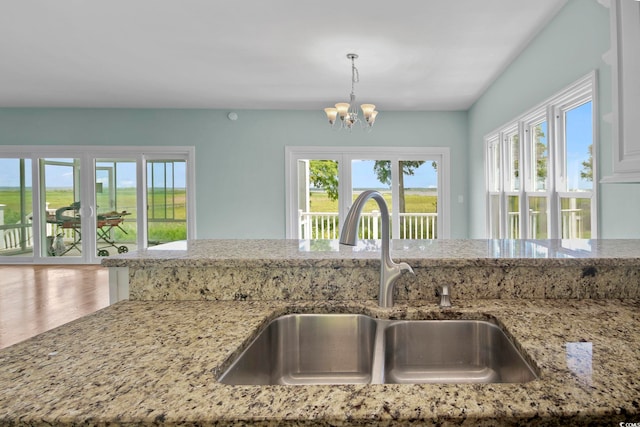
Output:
[
  {"xmin": 507, "ymin": 208, "xmax": 586, "ymax": 239},
  {"xmin": 560, "ymin": 208, "xmax": 583, "ymax": 239},
  {"xmin": 1, "ymin": 219, "xmax": 76, "ymax": 252},
  {"xmin": 298, "ymin": 210, "xmax": 438, "ymax": 240}
]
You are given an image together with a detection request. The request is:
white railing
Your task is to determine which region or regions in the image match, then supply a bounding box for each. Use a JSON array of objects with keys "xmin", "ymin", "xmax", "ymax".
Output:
[
  {"xmin": 507, "ymin": 209, "xmax": 585, "ymax": 239},
  {"xmin": 1, "ymin": 224, "xmax": 32, "ymax": 251},
  {"xmin": 299, "ymin": 211, "xmax": 340, "ymax": 239},
  {"xmin": 298, "ymin": 210, "xmax": 438, "ymax": 240},
  {"xmin": 1, "ymin": 219, "xmax": 76, "ymax": 252},
  {"xmin": 399, "ymin": 213, "xmax": 437, "ymax": 239},
  {"xmin": 507, "ymin": 211, "xmax": 520, "ymax": 238},
  {"xmin": 561, "ymin": 208, "xmax": 583, "ymax": 239}
]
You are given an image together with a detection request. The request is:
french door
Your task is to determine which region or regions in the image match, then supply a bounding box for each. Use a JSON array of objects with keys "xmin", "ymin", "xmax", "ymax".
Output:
[
  {"xmin": 0, "ymin": 146, "xmax": 195, "ymax": 264},
  {"xmin": 285, "ymin": 147, "xmax": 450, "ymax": 240}
]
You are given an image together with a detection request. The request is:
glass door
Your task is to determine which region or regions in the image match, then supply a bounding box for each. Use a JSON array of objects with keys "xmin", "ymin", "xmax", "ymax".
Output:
[
  {"xmin": 0, "ymin": 146, "xmax": 195, "ymax": 265},
  {"xmin": 95, "ymin": 159, "xmax": 137, "ymax": 257},
  {"xmin": 0, "ymin": 158, "xmax": 34, "ymax": 258},
  {"xmin": 298, "ymin": 159, "xmax": 341, "ymax": 239},
  {"xmin": 351, "ymin": 159, "xmax": 439, "ymax": 239},
  {"xmin": 40, "ymin": 158, "xmax": 83, "ymax": 259},
  {"xmin": 286, "ymin": 147, "xmax": 450, "ymax": 240},
  {"xmin": 351, "ymin": 159, "xmax": 391, "ymax": 239},
  {"xmin": 398, "ymin": 160, "xmax": 439, "ymax": 239},
  {"xmin": 146, "ymin": 159, "xmax": 188, "ymax": 246}
]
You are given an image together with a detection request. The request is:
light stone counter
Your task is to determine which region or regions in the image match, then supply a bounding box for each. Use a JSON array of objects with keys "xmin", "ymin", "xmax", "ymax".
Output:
[
  {"xmin": 103, "ymin": 240, "xmax": 640, "ymax": 302},
  {"xmin": 102, "ymin": 239, "xmax": 640, "ymax": 268},
  {"xmin": 0, "ymin": 299, "xmax": 638, "ymax": 425},
  {"xmin": 1, "ymin": 239, "xmax": 639, "ymax": 425}
]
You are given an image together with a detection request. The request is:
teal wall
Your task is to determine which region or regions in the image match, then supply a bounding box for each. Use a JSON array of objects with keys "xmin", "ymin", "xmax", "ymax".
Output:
[
  {"xmin": 0, "ymin": 109, "xmax": 469, "ymax": 238},
  {"xmin": 467, "ymin": 0, "xmax": 640, "ymax": 238},
  {"xmin": 3, "ymin": 0, "xmax": 637, "ymax": 240}
]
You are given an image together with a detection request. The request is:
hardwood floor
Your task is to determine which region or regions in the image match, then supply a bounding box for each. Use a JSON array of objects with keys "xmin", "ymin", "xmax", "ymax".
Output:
[{"xmin": 0, "ymin": 265, "xmax": 109, "ymax": 349}]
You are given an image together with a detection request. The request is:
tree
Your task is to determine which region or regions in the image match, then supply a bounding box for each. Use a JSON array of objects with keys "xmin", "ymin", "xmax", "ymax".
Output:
[
  {"xmin": 373, "ymin": 161, "xmax": 433, "ymax": 213},
  {"xmin": 580, "ymin": 144, "xmax": 593, "ymax": 181},
  {"xmin": 512, "ymin": 129, "xmax": 547, "ymax": 185},
  {"xmin": 310, "ymin": 159, "xmax": 437, "ymax": 214},
  {"xmin": 534, "ymin": 126, "xmax": 548, "ymax": 185},
  {"xmin": 309, "ymin": 160, "xmax": 339, "ymax": 201}
]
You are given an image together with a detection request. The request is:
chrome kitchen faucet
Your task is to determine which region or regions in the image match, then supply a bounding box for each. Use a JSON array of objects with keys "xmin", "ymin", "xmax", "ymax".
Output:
[{"xmin": 339, "ymin": 190, "xmax": 414, "ymax": 308}]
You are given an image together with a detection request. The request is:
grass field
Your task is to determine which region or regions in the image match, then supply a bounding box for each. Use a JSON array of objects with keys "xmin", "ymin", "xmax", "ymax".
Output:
[
  {"xmin": 0, "ymin": 188, "xmax": 187, "ymax": 243},
  {"xmin": 309, "ymin": 190, "xmax": 437, "ymax": 213}
]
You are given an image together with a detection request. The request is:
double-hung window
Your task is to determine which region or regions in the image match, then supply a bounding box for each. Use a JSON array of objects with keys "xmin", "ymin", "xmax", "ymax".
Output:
[{"xmin": 485, "ymin": 73, "xmax": 597, "ymax": 239}]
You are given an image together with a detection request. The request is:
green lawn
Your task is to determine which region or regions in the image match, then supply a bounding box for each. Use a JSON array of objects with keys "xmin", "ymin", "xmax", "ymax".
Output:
[
  {"xmin": 309, "ymin": 190, "xmax": 437, "ymax": 213},
  {"xmin": 1, "ymin": 188, "xmax": 187, "ymax": 243}
]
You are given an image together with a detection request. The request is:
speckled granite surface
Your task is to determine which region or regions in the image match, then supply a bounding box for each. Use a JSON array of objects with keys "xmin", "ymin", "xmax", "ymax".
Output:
[
  {"xmin": 0, "ymin": 299, "xmax": 638, "ymax": 425},
  {"xmin": 124, "ymin": 263, "xmax": 640, "ymax": 301},
  {"xmin": 102, "ymin": 239, "xmax": 640, "ymax": 301},
  {"xmin": 101, "ymin": 239, "xmax": 640, "ymax": 269}
]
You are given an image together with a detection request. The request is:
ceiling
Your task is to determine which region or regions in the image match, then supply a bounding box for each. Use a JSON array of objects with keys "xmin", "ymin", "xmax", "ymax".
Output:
[{"xmin": 0, "ymin": 0, "xmax": 568, "ymax": 111}]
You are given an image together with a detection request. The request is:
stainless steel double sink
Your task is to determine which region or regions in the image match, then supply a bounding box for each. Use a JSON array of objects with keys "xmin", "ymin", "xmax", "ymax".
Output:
[{"xmin": 218, "ymin": 313, "xmax": 538, "ymax": 385}]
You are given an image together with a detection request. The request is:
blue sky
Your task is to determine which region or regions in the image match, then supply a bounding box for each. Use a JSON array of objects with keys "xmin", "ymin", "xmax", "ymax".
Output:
[
  {"xmin": 352, "ymin": 160, "xmax": 438, "ymax": 189},
  {"xmin": 0, "ymin": 159, "xmax": 186, "ymax": 188},
  {"xmin": 565, "ymin": 101, "xmax": 593, "ymax": 191}
]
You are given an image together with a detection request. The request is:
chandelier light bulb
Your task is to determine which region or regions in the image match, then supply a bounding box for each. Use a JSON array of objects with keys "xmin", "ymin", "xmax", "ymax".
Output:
[
  {"xmin": 361, "ymin": 104, "xmax": 376, "ymax": 120},
  {"xmin": 324, "ymin": 108, "xmax": 338, "ymax": 125},
  {"xmin": 334, "ymin": 103, "xmax": 350, "ymax": 119},
  {"xmin": 368, "ymin": 110, "xmax": 378, "ymax": 126}
]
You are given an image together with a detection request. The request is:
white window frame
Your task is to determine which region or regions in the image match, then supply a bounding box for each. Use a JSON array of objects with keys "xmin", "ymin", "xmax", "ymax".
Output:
[
  {"xmin": 484, "ymin": 72, "xmax": 598, "ymax": 239},
  {"xmin": 522, "ymin": 107, "xmax": 553, "ymax": 239},
  {"xmin": 485, "ymin": 135, "xmax": 502, "ymax": 238},
  {"xmin": 285, "ymin": 146, "xmax": 451, "ymax": 239},
  {"xmin": 0, "ymin": 145, "xmax": 196, "ymax": 264}
]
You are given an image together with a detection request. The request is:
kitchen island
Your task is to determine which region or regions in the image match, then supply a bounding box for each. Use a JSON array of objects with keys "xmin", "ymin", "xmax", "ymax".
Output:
[{"xmin": 0, "ymin": 239, "xmax": 639, "ymax": 425}]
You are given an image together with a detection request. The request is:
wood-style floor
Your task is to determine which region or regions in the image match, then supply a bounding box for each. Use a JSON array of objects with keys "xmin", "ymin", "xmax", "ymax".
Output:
[{"xmin": 0, "ymin": 265, "xmax": 109, "ymax": 349}]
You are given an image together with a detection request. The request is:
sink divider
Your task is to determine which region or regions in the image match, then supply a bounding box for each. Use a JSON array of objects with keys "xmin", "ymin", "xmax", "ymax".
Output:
[{"xmin": 370, "ymin": 319, "xmax": 389, "ymax": 384}]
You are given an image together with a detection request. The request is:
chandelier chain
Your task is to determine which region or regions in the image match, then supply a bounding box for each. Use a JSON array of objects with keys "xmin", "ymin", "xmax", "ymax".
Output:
[{"xmin": 351, "ymin": 57, "xmax": 359, "ymax": 96}]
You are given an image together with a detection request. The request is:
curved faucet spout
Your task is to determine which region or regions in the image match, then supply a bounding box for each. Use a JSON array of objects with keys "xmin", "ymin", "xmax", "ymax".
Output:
[{"xmin": 339, "ymin": 190, "xmax": 415, "ymax": 308}]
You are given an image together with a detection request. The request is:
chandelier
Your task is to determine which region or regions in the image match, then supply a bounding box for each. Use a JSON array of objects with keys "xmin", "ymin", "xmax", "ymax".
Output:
[{"xmin": 324, "ymin": 53, "xmax": 378, "ymax": 130}]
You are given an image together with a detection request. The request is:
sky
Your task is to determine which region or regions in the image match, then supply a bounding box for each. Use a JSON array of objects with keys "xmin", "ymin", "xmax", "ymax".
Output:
[
  {"xmin": 352, "ymin": 160, "xmax": 438, "ymax": 189},
  {"xmin": 565, "ymin": 101, "xmax": 593, "ymax": 191},
  {"xmin": 0, "ymin": 159, "xmax": 186, "ymax": 188}
]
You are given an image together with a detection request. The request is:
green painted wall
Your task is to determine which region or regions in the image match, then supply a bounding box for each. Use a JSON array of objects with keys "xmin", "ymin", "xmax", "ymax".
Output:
[
  {"xmin": 0, "ymin": 109, "xmax": 469, "ymax": 238},
  {"xmin": 467, "ymin": 0, "xmax": 640, "ymax": 238}
]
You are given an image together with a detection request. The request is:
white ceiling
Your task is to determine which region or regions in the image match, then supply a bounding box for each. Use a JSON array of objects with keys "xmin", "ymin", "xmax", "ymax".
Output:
[{"xmin": 0, "ymin": 0, "xmax": 568, "ymax": 111}]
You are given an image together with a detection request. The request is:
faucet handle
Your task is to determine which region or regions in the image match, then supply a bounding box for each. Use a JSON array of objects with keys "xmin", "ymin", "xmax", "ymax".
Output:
[
  {"xmin": 398, "ymin": 262, "xmax": 414, "ymax": 275},
  {"xmin": 438, "ymin": 284, "xmax": 452, "ymax": 308}
]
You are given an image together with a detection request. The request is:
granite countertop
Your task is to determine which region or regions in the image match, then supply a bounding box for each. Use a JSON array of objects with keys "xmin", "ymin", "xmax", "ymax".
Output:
[
  {"xmin": 103, "ymin": 239, "xmax": 640, "ymax": 303},
  {"xmin": 1, "ymin": 299, "xmax": 639, "ymax": 425},
  {"xmin": 101, "ymin": 239, "xmax": 640, "ymax": 268}
]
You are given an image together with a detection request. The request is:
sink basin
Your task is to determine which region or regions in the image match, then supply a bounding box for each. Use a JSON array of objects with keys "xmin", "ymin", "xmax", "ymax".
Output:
[
  {"xmin": 219, "ymin": 314, "xmax": 538, "ymax": 385},
  {"xmin": 218, "ymin": 314, "xmax": 378, "ymax": 385},
  {"xmin": 384, "ymin": 319, "xmax": 537, "ymax": 383}
]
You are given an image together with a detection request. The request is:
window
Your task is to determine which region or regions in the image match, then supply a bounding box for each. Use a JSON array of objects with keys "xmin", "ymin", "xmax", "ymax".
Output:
[
  {"xmin": 485, "ymin": 73, "xmax": 597, "ymax": 239},
  {"xmin": 0, "ymin": 158, "xmax": 33, "ymax": 255},
  {"xmin": 146, "ymin": 159, "xmax": 188, "ymax": 245},
  {"xmin": 286, "ymin": 147, "xmax": 450, "ymax": 240},
  {"xmin": 0, "ymin": 146, "xmax": 195, "ymax": 264}
]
